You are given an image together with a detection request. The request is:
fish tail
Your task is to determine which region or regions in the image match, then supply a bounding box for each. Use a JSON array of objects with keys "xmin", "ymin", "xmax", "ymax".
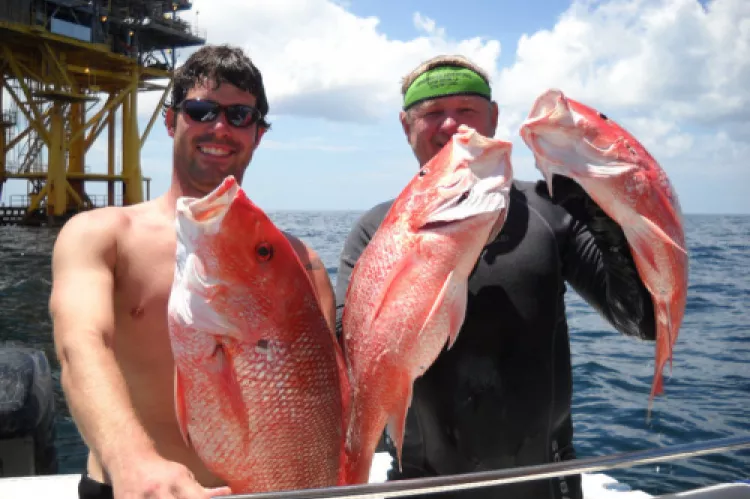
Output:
[
  {"xmin": 343, "ymin": 398, "xmax": 386, "ymax": 485},
  {"xmin": 649, "ymin": 299, "xmax": 674, "ymax": 402},
  {"xmin": 666, "ymin": 300, "xmax": 675, "ymax": 375},
  {"xmin": 385, "ymin": 373, "xmax": 414, "ymax": 474},
  {"xmin": 343, "ymin": 432, "xmax": 378, "ymax": 484}
]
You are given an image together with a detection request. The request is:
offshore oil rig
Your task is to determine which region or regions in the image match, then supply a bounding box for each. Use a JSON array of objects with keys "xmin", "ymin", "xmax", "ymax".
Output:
[{"xmin": 0, "ymin": 0, "xmax": 206, "ymax": 226}]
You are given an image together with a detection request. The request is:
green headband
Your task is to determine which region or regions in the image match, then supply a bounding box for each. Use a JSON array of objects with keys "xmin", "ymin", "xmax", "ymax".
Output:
[{"xmin": 403, "ymin": 66, "xmax": 492, "ymax": 110}]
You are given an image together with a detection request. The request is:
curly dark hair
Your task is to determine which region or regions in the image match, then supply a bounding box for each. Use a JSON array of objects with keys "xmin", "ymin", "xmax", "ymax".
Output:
[{"xmin": 165, "ymin": 44, "xmax": 271, "ymax": 129}]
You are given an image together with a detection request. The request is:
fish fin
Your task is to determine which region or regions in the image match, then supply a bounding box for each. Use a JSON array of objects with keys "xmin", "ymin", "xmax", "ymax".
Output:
[
  {"xmin": 625, "ymin": 215, "xmax": 687, "ymax": 275},
  {"xmin": 174, "ymin": 367, "xmax": 192, "ymax": 448},
  {"xmin": 217, "ymin": 346, "xmax": 251, "ymax": 446},
  {"xmin": 363, "ymin": 247, "xmax": 424, "ymax": 333},
  {"xmin": 650, "ymin": 298, "xmax": 678, "ymax": 397},
  {"xmin": 386, "ymin": 372, "xmax": 414, "ymax": 473},
  {"xmin": 664, "ymin": 300, "xmax": 675, "ymax": 373},
  {"xmin": 653, "ymin": 183, "xmax": 684, "ymax": 245},
  {"xmin": 420, "ymin": 271, "xmax": 467, "ymax": 350},
  {"xmin": 368, "ymin": 250, "xmax": 467, "ymax": 353},
  {"xmin": 637, "ymin": 210, "xmax": 687, "ymax": 256}
]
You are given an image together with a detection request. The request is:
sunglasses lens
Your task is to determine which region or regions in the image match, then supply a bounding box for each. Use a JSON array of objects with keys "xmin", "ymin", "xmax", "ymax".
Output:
[
  {"xmin": 180, "ymin": 100, "xmax": 260, "ymax": 128},
  {"xmin": 226, "ymin": 105, "xmax": 258, "ymax": 127},
  {"xmin": 183, "ymin": 100, "xmax": 219, "ymax": 123}
]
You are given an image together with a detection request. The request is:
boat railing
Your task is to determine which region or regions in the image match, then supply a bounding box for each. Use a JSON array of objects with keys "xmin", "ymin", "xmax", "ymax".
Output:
[{"xmin": 218, "ymin": 435, "xmax": 750, "ymax": 499}]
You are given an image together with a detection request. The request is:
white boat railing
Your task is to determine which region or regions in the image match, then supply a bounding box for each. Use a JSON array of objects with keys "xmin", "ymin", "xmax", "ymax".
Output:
[{"xmin": 220, "ymin": 434, "xmax": 750, "ymax": 499}]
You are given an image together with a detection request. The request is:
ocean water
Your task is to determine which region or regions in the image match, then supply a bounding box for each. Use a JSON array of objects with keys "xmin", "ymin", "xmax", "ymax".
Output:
[{"xmin": 0, "ymin": 213, "xmax": 748, "ymax": 496}]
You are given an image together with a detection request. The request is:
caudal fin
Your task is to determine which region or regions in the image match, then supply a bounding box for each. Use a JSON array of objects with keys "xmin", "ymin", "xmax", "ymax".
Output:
[
  {"xmin": 343, "ymin": 370, "xmax": 414, "ymax": 485},
  {"xmin": 647, "ymin": 297, "xmax": 681, "ymax": 419},
  {"xmin": 385, "ymin": 371, "xmax": 415, "ymax": 474}
]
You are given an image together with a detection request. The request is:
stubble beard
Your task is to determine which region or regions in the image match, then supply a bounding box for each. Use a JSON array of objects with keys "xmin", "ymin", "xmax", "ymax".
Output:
[{"xmin": 174, "ymin": 147, "xmax": 251, "ymax": 198}]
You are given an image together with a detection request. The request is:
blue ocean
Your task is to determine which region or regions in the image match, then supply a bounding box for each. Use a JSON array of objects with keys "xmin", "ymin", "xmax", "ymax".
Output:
[{"xmin": 0, "ymin": 212, "xmax": 748, "ymax": 496}]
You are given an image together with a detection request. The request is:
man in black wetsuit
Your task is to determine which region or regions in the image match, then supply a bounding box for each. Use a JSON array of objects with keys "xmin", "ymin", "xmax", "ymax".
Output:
[{"xmin": 334, "ymin": 55, "xmax": 657, "ymax": 499}]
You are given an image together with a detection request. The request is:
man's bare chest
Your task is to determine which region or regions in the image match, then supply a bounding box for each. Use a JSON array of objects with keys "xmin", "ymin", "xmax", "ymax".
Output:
[{"xmin": 113, "ymin": 233, "xmax": 177, "ymax": 332}]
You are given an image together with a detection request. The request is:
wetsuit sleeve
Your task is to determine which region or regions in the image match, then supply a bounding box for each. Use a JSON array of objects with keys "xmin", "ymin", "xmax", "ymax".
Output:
[
  {"xmin": 554, "ymin": 177, "xmax": 657, "ymax": 340},
  {"xmin": 334, "ymin": 207, "xmax": 384, "ymax": 339}
]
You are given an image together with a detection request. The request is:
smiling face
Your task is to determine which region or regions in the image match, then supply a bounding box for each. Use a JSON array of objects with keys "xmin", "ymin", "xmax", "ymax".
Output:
[
  {"xmin": 166, "ymin": 79, "xmax": 267, "ymax": 197},
  {"xmin": 400, "ymin": 95, "xmax": 499, "ymax": 167}
]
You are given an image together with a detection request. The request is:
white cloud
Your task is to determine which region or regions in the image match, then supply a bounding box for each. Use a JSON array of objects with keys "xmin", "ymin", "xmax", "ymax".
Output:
[
  {"xmin": 3, "ymin": 0, "xmax": 748, "ymax": 213},
  {"xmin": 495, "ymin": 0, "xmax": 750, "ymax": 144},
  {"xmin": 167, "ymin": 0, "xmax": 749, "ymax": 167},
  {"xmin": 166, "ymin": 0, "xmax": 501, "ymax": 123}
]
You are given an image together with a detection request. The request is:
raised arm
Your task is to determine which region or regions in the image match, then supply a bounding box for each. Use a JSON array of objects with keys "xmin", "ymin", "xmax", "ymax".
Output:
[{"xmin": 554, "ymin": 177, "xmax": 657, "ymax": 341}]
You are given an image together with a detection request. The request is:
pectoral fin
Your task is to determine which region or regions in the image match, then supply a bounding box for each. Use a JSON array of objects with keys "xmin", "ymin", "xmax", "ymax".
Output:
[{"xmin": 420, "ymin": 271, "xmax": 467, "ymax": 350}]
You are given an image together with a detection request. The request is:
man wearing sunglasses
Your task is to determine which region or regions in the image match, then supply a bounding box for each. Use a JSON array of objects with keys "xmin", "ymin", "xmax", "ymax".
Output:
[{"xmin": 48, "ymin": 44, "xmax": 336, "ymax": 499}]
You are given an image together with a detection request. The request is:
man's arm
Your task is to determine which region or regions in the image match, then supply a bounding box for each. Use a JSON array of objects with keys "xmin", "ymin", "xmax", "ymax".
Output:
[
  {"xmin": 51, "ymin": 209, "xmax": 232, "ymax": 498},
  {"xmin": 49, "ymin": 210, "xmax": 157, "ymax": 474},
  {"xmin": 285, "ymin": 233, "xmax": 336, "ymax": 332},
  {"xmin": 553, "ymin": 177, "xmax": 657, "ymax": 341}
]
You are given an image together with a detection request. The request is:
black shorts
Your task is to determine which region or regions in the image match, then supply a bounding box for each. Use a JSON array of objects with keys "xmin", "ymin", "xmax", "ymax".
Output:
[{"xmin": 78, "ymin": 473, "xmax": 113, "ymax": 499}]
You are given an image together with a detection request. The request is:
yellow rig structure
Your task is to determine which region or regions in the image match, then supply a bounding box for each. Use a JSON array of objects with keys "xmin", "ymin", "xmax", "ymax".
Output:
[{"xmin": 0, "ymin": 0, "xmax": 206, "ymax": 226}]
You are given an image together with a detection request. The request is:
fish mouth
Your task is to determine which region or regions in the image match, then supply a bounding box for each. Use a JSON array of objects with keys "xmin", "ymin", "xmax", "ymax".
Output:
[
  {"xmin": 520, "ymin": 90, "xmax": 578, "ymax": 158},
  {"xmin": 421, "ymin": 128, "xmax": 513, "ymax": 234},
  {"xmin": 176, "ymin": 175, "xmax": 239, "ymax": 229},
  {"xmin": 522, "ymin": 89, "xmax": 575, "ymax": 129},
  {"xmin": 519, "ymin": 89, "xmax": 584, "ymax": 196},
  {"xmin": 421, "ymin": 189, "xmax": 472, "ymax": 231}
]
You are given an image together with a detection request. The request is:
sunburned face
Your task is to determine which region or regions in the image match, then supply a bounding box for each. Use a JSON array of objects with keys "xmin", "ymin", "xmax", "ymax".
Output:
[
  {"xmin": 400, "ymin": 94, "xmax": 499, "ymax": 167},
  {"xmin": 166, "ymin": 79, "xmax": 267, "ymax": 197}
]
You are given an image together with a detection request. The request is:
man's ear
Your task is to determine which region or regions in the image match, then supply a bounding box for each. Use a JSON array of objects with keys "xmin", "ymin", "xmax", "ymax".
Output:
[
  {"xmin": 255, "ymin": 125, "xmax": 268, "ymax": 145},
  {"xmin": 165, "ymin": 108, "xmax": 175, "ymax": 138},
  {"xmin": 400, "ymin": 110, "xmax": 410, "ymax": 139},
  {"xmin": 490, "ymin": 101, "xmax": 499, "ymax": 134}
]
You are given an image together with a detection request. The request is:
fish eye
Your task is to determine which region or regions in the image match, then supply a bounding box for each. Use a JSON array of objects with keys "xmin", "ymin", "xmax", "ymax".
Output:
[
  {"xmin": 598, "ymin": 112, "xmax": 608, "ymax": 120},
  {"xmin": 419, "ymin": 168, "xmax": 428, "ymax": 177},
  {"xmin": 255, "ymin": 242, "xmax": 274, "ymax": 262}
]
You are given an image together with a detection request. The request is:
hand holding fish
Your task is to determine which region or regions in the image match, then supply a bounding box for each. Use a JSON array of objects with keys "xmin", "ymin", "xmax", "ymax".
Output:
[{"xmin": 107, "ymin": 453, "xmax": 232, "ymax": 499}]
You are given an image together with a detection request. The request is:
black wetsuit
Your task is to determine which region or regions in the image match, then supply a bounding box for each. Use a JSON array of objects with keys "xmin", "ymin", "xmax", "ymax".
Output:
[{"xmin": 334, "ymin": 177, "xmax": 656, "ymax": 499}]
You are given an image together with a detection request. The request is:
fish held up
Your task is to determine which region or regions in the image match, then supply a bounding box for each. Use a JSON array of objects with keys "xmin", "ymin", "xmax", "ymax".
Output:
[
  {"xmin": 341, "ymin": 125, "xmax": 514, "ymax": 483},
  {"xmin": 167, "ymin": 175, "xmax": 350, "ymax": 493},
  {"xmin": 519, "ymin": 88, "xmax": 689, "ymax": 414}
]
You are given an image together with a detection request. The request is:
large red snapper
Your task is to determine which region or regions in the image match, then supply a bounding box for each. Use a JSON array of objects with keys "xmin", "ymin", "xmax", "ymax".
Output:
[
  {"xmin": 167, "ymin": 176, "xmax": 350, "ymax": 493},
  {"xmin": 341, "ymin": 125, "xmax": 513, "ymax": 483},
  {"xmin": 519, "ymin": 89, "xmax": 689, "ymax": 412}
]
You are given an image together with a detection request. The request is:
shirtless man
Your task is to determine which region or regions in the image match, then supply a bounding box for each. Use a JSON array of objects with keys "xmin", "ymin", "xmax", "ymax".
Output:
[{"xmin": 49, "ymin": 44, "xmax": 335, "ymax": 499}]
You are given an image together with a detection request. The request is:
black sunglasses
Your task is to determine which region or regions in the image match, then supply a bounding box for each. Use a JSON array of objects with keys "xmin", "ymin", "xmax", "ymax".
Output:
[{"xmin": 177, "ymin": 99, "xmax": 262, "ymax": 128}]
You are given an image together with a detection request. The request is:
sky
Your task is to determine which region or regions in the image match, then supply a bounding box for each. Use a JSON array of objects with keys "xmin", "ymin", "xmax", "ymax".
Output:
[{"xmin": 2, "ymin": 0, "xmax": 749, "ymax": 214}]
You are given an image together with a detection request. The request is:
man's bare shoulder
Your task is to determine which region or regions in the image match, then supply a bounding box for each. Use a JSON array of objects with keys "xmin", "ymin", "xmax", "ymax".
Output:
[
  {"xmin": 52, "ymin": 200, "xmax": 170, "ymax": 260},
  {"xmin": 281, "ymin": 231, "xmax": 325, "ymax": 272},
  {"xmin": 53, "ymin": 207, "xmax": 129, "ymax": 255}
]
